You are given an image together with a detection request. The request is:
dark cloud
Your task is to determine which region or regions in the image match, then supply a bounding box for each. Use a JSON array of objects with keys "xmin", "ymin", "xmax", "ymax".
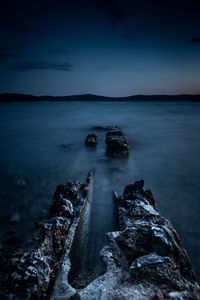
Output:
[
  {"xmin": 189, "ymin": 38, "xmax": 200, "ymax": 43},
  {"xmin": 96, "ymin": 0, "xmax": 126, "ymax": 26},
  {"xmin": 14, "ymin": 61, "xmax": 74, "ymax": 71}
]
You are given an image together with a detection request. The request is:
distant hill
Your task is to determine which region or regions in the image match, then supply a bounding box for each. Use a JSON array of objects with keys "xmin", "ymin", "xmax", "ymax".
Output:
[{"xmin": 0, "ymin": 93, "xmax": 200, "ymax": 102}]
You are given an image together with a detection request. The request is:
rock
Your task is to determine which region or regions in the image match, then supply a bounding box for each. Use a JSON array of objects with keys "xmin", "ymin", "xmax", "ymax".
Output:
[
  {"xmin": 106, "ymin": 131, "xmax": 129, "ymax": 157},
  {"xmin": 154, "ymin": 290, "xmax": 164, "ymax": 299},
  {"xmin": 84, "ymin": 134, "xmax": 98, "ymax": 146},
  {"xmin": 1, "ymin": 172, "xmax": 93, "ymax": 300},
  {"xmin": 59, "ymin": 200, "xmax": 74, "ymax": 218},
  {"xmin": 2, "ymin": 176, "xmax": 200, "ymax": 300},
  {"xmin": 77, "ymin": 180, "xmax": 200, "ymax": 299}
]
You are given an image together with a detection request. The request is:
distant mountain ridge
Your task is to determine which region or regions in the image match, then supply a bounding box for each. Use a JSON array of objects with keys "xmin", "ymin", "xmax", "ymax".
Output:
[{"xmin": 0, "ymin": 93, "xmax": 200, "ymax": 102}]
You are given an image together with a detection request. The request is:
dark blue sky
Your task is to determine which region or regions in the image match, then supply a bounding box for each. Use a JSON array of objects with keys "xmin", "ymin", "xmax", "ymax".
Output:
[{"xmin": 0, "ymin": 0, "xmax": 200, "ymax": 96}]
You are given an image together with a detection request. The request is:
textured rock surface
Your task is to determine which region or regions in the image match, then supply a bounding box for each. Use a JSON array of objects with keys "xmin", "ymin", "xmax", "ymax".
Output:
[
  {"xmin": 77, "ymin": 180, "xmax": 200, "ymax": 300},
  {"xmin": 84, "ymin": 134, "xmax": 98, "ymax": 146},
  {"xmin": 106, "ymin": 131, "xmax": 129, "ymax": 157},
  {"xmin": 1, "ymin": 177, "xmax": 200, "ymax": 300},
  {"xmin": 0, "ymin": 172, "xmax": 92, "ymax": 300}
]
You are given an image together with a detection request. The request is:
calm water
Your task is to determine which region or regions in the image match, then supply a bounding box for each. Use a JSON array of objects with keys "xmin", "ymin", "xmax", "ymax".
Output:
[{"xmin": 0, "ymin": 101, "xmax": 200, "ymax": 280}]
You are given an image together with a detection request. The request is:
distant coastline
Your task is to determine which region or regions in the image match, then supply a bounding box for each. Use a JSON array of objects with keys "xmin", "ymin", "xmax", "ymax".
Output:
[{"xmin": 0, "ymin": 93, "xmax": 200, "ymax": 102}]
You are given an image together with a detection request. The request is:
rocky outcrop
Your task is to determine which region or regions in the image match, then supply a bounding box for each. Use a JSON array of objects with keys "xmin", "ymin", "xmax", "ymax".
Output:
[
  {"xmin": 0, "ymin": 172, "xmax": 93, "ymax": 300},
  {"xmin": 84, "ymin": 134, "xmax": 98, "ymax": 146},
  {"xmin": 78, "ymin": 180, "xmax": 200, "ymax": 299},
  {"xmin": 106, "ymin": 131, "xmax": 130, "ymax": 157},
  {"xmin": 1, "ymin": 176, "xmax": 200, "ymax": 300}
]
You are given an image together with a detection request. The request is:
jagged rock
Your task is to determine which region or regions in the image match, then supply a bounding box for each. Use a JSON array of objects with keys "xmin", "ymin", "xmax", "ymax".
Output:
[
  {"xmin": 106, "ymin": 131, "xmax": 129, "ymax": 157},
  {"xmin": 0, "ymin": 172, "xmax": 92, "ymax": 300},
  {"xmin": 84, "ymin": 134, "xmax": 98, "ymax": 146},
  {"xmin": 2, "ymin": 176, "xmax": 200, "ymax": 300},
  {"xmin": 77, "ymin": 180, "xmax": 200, "ymax": 299}
]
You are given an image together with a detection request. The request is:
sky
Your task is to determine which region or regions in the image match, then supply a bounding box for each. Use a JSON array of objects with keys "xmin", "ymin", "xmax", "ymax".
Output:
[{"xmin": 0, "ymin": 0, "xmax": 200, "ymax": 96}]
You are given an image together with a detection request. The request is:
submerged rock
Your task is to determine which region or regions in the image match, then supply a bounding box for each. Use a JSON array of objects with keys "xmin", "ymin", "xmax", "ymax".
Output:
[
  {"xmin": 106, "ymin": 131, "xmax": 130, "ymax": 157},
  {"xmin": 84, "ymin": 133, "xmax": 98, "ymax": 146}
]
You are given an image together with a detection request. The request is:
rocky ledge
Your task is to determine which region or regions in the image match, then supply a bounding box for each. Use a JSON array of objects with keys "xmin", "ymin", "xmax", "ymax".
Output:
[
  {"xmin": 78, "ymin": 180, "xmax": 200, "ymax": 300},
  {"xmin": 0, "ymin": 172, "xmax": 93, "ymax": 300}
]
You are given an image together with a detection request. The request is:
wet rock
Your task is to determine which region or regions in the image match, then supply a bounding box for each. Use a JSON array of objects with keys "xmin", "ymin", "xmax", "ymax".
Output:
[
  {"xmin": 84, "ymin": 134, "xmax": 98, "ymax": 146},
  {"xmin": 1, "ymin": 172, "xmax": 92, "ymax": 300},
  {"xmin": 154, "ymin": 290, "xmax": 164, "ymax": 299},
  {"xmin": 59, "ymin": 201, "xmax": 74, "ymax": 218},
  {"xmin": 106, "ymin": 131, "xmax": 129, "ymax": 157},
  {"xmin": 77, "ymin": 180, "xmax": 200, "ymax": 299},
  {"xmin": 167, "ymin": 290, "xmax": 200, "ymax": 299},
  {"xmin": 2, "ymin": 176, "xmax": 200, "ymax": 300}
]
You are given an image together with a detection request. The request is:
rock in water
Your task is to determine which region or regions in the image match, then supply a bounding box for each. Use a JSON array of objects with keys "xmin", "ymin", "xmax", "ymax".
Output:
[
  {"xmin": 106, "ymin": 131, "xmax": 130, "ymax": 157},
  {"xmin": 84, "ymin": 133, "xmax": 98, "ymax": 146},
  {"xmin": 78, "ymin": 180, "xmax": 200, "ymax": 300}
]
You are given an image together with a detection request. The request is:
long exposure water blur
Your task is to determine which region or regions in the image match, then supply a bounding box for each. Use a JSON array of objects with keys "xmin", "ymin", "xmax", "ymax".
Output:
[{"xmin": 0, "ymin": 100, "xmax": 200, "ymax": 280}]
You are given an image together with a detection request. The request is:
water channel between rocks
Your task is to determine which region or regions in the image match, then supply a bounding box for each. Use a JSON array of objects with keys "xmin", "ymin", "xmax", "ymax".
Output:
[{"xmin": 69, "ymin": 162, "xmax": 120, "ymax": 288}]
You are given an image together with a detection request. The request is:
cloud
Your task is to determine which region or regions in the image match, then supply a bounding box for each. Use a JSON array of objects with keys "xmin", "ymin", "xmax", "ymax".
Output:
[
  {"xmin": 14, "ymin": 61, "xmax": 75, "ymax": 71},
  {"xmin": 189, "ymin": 38, "xmax": 200, "ymax": 43},
  {"xmin": 96, "ymin": 0, "xmax": 126, "ymax": 26}
]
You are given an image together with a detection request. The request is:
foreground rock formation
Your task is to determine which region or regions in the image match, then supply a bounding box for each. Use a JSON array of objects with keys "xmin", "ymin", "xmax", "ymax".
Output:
[
  {"xmin": 1, "ymin": 175, "xmax": 200, "ymax": 299},
  {"xmin": 78, "ymin": 180, "xmax": 200, "ymax": 299},
  {"xmin": 0, "ymin": 172, "xmax": 93, "ymax": 299},
  {"xmin": 106, "ymin": 131, "xmax": 130, "ymax": 157}
]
